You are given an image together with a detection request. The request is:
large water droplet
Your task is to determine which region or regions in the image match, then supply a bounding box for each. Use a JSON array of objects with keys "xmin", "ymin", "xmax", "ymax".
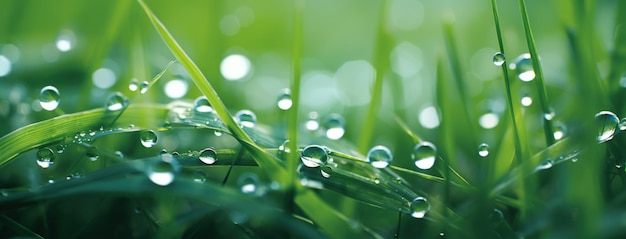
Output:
[
  {"xmin": 595, "ymin": 111, "xmax": 620, "ymax": 142},
  {"xmin": 492, "ymin": 52, "xmax": 505, "ymax": 66},
  {"xmin": 237, "ymin": 173, "xmax": 259, "ymax": 194},
  {"xmin": 413, "ymin": 142, "xmax": 437, "ymax": 170},
  {"xmin": 129, "ymin": 78, "xmax": 139, "ymax": 92},
  {"xmin": 105, "ymin": 92, "xmax": 128, "ymax": 111},
  {"xmin": 147, "ymin": 159, "xmax": 177, "ymax": 186},
  {"xmin": 235, "ymin": 110, "xmax": 257, "ymax": 128},
  {"xmin": 324, "ymin": 114, "xmax": 345, "ymax": 140},
  {"xmin": 193, "ymin": 96, "xmax": 213, "ymax": 113},
  {"xmin": 199, "ymin": 148, "xmax": 218, "ymax": 165},
  {"xmin": 510, "ymin": 53, "xmax": 535, "ymax": 82},
  {"xmin": 410, "ymin": 197, "xmax": 430, "ymax": 218},
  {"xmin": 478, "ymin": 143, "xmax": 489, "ymax": 157},
  {"xmin": 139, "ymin": 130, "xmax": 158, "ymax": 148},
  {"xmin": 367, "ymin": 145, "xmax": 393, "ymax": 168},
  {"xmin": 36, "ymin": 147, "xmax": 55, "ymax": 168},
  {"xmin": 301, "ymin": 145, "xmax": 328, "ymax": 168},
  {"xmin": 277, "ymin": 88, "xmax": 293, "ymax": 110},
  {"xmin": 139, "ymin": 81, "xmax": 150, "ymax": 94},
  {"xmin": 544, "ymin": 109, "xmax": 555, "ymax": 121},
  {"xmin": 39, "ymin": 86, "xmax": 60, "ymax": 111}
]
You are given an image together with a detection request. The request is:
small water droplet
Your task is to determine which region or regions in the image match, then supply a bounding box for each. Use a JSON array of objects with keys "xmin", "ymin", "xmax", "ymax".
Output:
[
  {"xmin": 489, "ymin": 208, "xmax": 504, "ymax": 227},
  {"xmin": 278, "ymin": 140, "xmax": 291, "ymax": 159},
  {"xmin": 36, "ymin": 147, "xmax": 55, "ymax": 168},
  {"xmin": 163, "ymin": 79, "xmax": 188, "ymax": 99},
  {"xmin": 86, "ymin": 147, "xmax": 99, "ymax": 161},
  {"xmin": 139, "ymin": 130, "xmax": 158, "ymax": 148},
  {"xmin": 492, "ymin": 52, "xmax": 505, "ymax": 66},
  {"xmin": 237, "ymin": 173, "xmax": 259, "ymax": 194},
  {"xmin": 199, "ymin": 148, "xmax": 218, "ymax": 165},
  {"xmin": 105, "ymin": 92, "xmax": 128, "ymax": 111},
  {"xmin": 305, "ymin": 112, "xmax": 320, "ymax": 131},
  {"xmin": 571, "ymin": 158, "xmax": 578, "ymax": 163},
  {"xmin": 235, "ymin": 110, "xmax": 257, "ymax": 128},
  {"xmin": 39, "ymin": 86, "xmax": 60, "ymax": 111},
  {"xmin": 277, "ymin": 88, "xmax": 293, "ymax": 110},
  {"xmin": 147, "ymin": 158, "xmax": 178, "ymax": 186},
  {"xmin": 544, "ymin": 109, "xmax": 555, "ymax": 121},
  {"xmin": 114, "ymin": 151, "xmax": 124, "ymax": 158},
  {"xmin": 413, "ymin": 142, "xmax": 437, "ymax": 170},
  {"xmin": 193, "ymin": 170, "xmax": 207, "ymax": 183},
  {"xmin": 367, "ymin": 145, "xmax": 393, "ymax": 168},
  {"xmin": 536, "ymin": 159, "xmax": 553, "ymax": 170},
  {"xmin": 214, "ymin": 131, "xmax": 223, "ymax": 136},
  {"xmin": 619, "ymin": 118, "xmax": 626, "ymax": 131},
  {"xmin": 520, "ymin": 95, "xmax": 533, "ymax": 106},
  {"xmin": 511, "ymin": 53, "xmax": 535, "ymax": 82},
  {"xmin": 479, "ymin": 112, "xmax": 499, "ymax": 129},
  {"xmin": 410, "ymin": 197, "xmax": 430, "ymax": 218},
  {"xmin": 129, "ymin": 78, "xmax": 139, "ymax": 92},
  {"xmin": 478, "ymin": 143, "xmax": 489, "ymax": 157},
  {"xmin": 324, "ymin": 114, "xmax": 345, "ymax": 140},
  {"xmin": 193, "ymin": 96, "xmax": 213, "ymax": 113},
  {"xmin": 321, "ymin": 165, "xmax": 333, "ymax": 178},
  {"xmin": 553, "ymin": 123, "xmax": 566, "ymax": 140},
  {"xmin": 300, "ymin": 145, "xmax": 328, "ymax": 168},
  {"xmin": 139, "ymin": 81, "xmax": 150, "ymax": 94},
  {"xmin": 595, "ymin": 111, "xmax": 620, "ymax": 143}
]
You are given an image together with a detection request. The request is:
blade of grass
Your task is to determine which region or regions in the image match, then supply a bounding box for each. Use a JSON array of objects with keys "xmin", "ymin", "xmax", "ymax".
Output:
[
  {"xmin": 0, "ymin": 214, "xmax": 44, "ymax": 239},
  {"xmin": 609, "ymin": 0, "xmax": 626, "ymax": 111}
]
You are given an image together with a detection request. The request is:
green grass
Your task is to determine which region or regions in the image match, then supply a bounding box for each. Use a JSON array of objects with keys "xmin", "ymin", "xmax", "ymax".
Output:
[{"xmin": 0, "ymin": 0, "xmax": 625, "ymax": 238}]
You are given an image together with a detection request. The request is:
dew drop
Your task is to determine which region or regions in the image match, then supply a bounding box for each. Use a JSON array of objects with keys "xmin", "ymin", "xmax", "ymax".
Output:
[
  {"xmin": 489, "ymin": 208, "xmax": 504, "ymax": 227},
  {"xmin": 36, "ymin": 147, "xmax": 55, "ymax": 168},
  {"xmin": 39, "ymin": 86, "xmax": 60, "ymax": 111},
  {"xmin": 520, "ymin": 95, "xmax": 533, "ymax": 106},
  {"xmin": 553, "ymin": 123, "xmax": 566, "ymax": 141},
  {"xmin": 199, "ymin": 148, "xmax": 218, "ymax": 165},
  {"xmin": 620, "ymin": 118, "xmax": 626, "ymax": 131},
  {"xmin": 193, "ymin": 170, "xmax": 207, "ymax": 183},
  {"xmin": 305, "ymin": 111, "xmax": 319, "ymax": 131},
  {"xmin": 237, "ymin": 173, "xmax": 259, "ymax": 194},
  {"xmin": 492, "ymin": 52, "xmax": 505, "ymax": 66},
  {"xmin": 147, "ymin": 159, "xmax": 177, "ymax": 186},
  {"xmin": 410, "ymin": 197, "xmax": 430, "ymax": 218},
  {"xmin": 300, "ymin": 145, "xmax": 328, "ymax": 168},
  {"xmin": 321, "ymin": 165, "xmax": 333, "ymax": 178},
  {"xmin": 235, "ymin": 110, "xmax": 257, "ymax": 128},
  {"xmin": 86, "ymin": 147, "xmax": 99, "ymax": 161},
  {"xmin": 139, "ymin": 81, "xmax": 150, "ymax": 94},
  {"xmin": 139, "ymin": 130, "xmax": 158, "ymax": 148},
  {"xmin": 367, "ymin": 145, "xmax": 393, "ymax": 168},
  {"xmin": 595, "ymin": 111, "xmax": 620, "ymax": 143},
  {"xmin": 511, "ymin": 53, "xmax": 535, "ymax": 82},
  {"xmin": 536, "ymin": 159, "xmax": 553, "ymax": 170},
  {"xmin": 105, "ymin": 92, "xmax": 128, "ymax": 111},
  {"xmin": 478, "ymin": 143, "xmax": 489, "ymax": 157},
  {"xmin": 277, "ymin": 88, "xmax": 293, "ymax": 110},
  {"xmin": 129, "ymin": 78, "xmax": 139, "ymax": 92},
  {"xmin": 278, "ymin": 140, "xmax": 291, "ymax": 159},
  {"xmin": 323, "ymin": 114, "xmax": 345, "ymax": 140},
  {"xmin": 479, "ymin": 113, "xmax": 499, "ymax": 129},
  {"xmin": 114, "ymin": 151, "xmax": 124, "ymax": 158},
  {"xmin": 544, "ymin": 110, "xmax": 555, "ymax": 121},
  {"xmin": 220, "ymin": 54, "xmax": 251, "ymax": 81},
  {"xmin": 164, "ymin": 79, "xmax": 188, "ymax": 99},
  {"xmin": 412, "ymin": 141, "xmax": 437, "ymax": 170},
  {"xmin": 193, "ymin": 96, "xmax": 213, "ymax": 113}
]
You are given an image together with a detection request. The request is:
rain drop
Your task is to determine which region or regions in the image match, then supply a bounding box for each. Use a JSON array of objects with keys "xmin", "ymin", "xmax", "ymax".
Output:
[
  {"xmin": 595, "ymin": 111, "xmax": 619, "ymax": 142},
  {"xmin": 492, "ymin": 52, "xmax": 505, "ymax": 66},
  {"xmin": 199, "ymin": 148, "xmax": 218, "ymax": 165},
  {"xmin": 193, "ymin": 96, "xmax": 213, "ymax": 113},
  {"xmin": 410, "ymin": 197, "xmax": 430, "ymax": 218},
  {"xmin": 36, "ymin": 147, "xmax": 55, "ymax": 168},
  {"xmin": 478, "ymin": 143, "xmax": 489, "ymax": 157},
  {"xmin": 323, "ymin": 114, "xmax": 345, "ymax": 140},
  {"xmin": 129, "ymin": 78, "xmax": 139, "ymax": 92},
  {"xmin": 39, "ymin": 86, "xmax": 60, "ymax": 111},
  {"xmin": 300, "ymin": 145, "xmax": 328, "ymax": 168},
  {"xmin": 510, "ymin": 53, "xmax": 535, "ymax": 82},
  {"xmin": 412, "ymin": 141, "xmax": 437, "ymax": 170},
  {"xmin": 367, "ymin": 145, "xmax": 393, "ymax": 168},
  {"xmin": 105, "ymin": 92, "xmax": 128, "ymax": 111},
  {"xmin": 139, "ymin": 81, "xmax": 150, "ymax": 94},
  {"xmin": 277, "ymin": 88, "xmax": 293, "ymax": 110},
  {"xmin": 139, "ymin": 130, "xmax": 158, "ymax": 148},
  {"xmin": 235, "ymin": 110, "xmax": 257, "ymax": 128}
]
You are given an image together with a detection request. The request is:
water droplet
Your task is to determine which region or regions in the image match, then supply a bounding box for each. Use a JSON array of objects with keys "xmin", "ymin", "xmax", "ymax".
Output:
[
  {"xmin": 595, "ymin": 111, "xmax": 620, "ymax": 143},
  {"xmin": 199, "ymin": 148, "xmax": 218, "ymax": 165},
  {"xmin": 278, "ymin": 140, "xmax": 291, "ymax": 159},
  {"xmin": 620, "ymin": 118, "xmax": 626, "ymax": 131},
  {"xmin": 478, "ymin": 143, "xmax": 489, "ymax": 157},
  {"xmin": 413, "ymin": 142, "xmax": 437, "ymax": 170},
  {"xmin": 489, "ymin": 208, "xmax": 504, "ymax": 227},
  {"xmin": 410, "ymin": 197, "xmax": 430, "ymax": 218},
  {"xmin": 536, "ymin": 159, "xmax": 553, "ymax": 170},
  {"xmin": 237, "ymin": 173, "xmax": 259, "ymax": 194},
  {"xmin": 553, "ymin": 123, "xmax": 566, "ymax": 140},
  {"xmin": 129, "ymin": 78, "xmax": 139, "ymax": 92},
  {"xmin": 164, "ymin": 79, "xmax": 188, "ymax": 99},
  {"xmin": 139, "ymin": 130, "xmax": 158, "ymax": 148},
  {"xmin": 214, "ymin": 131, "xmax": 223, "ymax": 136},
  {"xmin": 305, "ymin": 111, "xmax": 319, "ymax": 131},
  {"xmin": 492, "ymin": 52, "xmax": 505, "ymax": 66},
  {"xmin": 511, "ymin": 53, "xmax": 535, "ymax": 82},
  {"xmin": 193, "ymin": 96, "xmax": 213, "ymax": 113},
  {"xmin": 193, "ymin": 170, "xmax": 207, "ymax": 183},
  {"xmin": 324, "ymin": 114, "xmax": 345, "ymax": 140},
  {"xmin": 367, "ymin": 145, "xmax": 393, "ymax": 168},
  {"xmin": 277, "ymin": 88, "xmax": 293, "ymax": 110},
  {"xmin": 139, "ymin": 81, "xmax": 150, "ymax": 94},
  {"xmin": 114, "ymin": 151, "xmax": 124, "ymax": 158},
  {"xmin": 419, "ymin": 106, "xmax": 440, "ymax": 129},
  {"xmin": 235, "ymin": 110, "xmax": 257, "ymax": 128},
  {"xmin": 520, "ymin": 95, "xmax": 533, "ymax": 106},
  {"xmin": 544, "ymin": 109, "xmax": 555, "ymax": 121},
  {"xmin": 105, "ymin": 92, "xmax": 128, "ymax": 111},
  {"xmin": 220, "ymin": 54, "xmax": 251, "ymax": 81},
  {"xmin": 300, "ymin": 145, "xmax": 328, "ymax": 168},
  {"xmin": 39, "ymin": 86, "xmax": 60, "ymax": 111},
  {"xmin": 321, "ymin": 165, "xmax": 333, "ymax": 178},
  {"xmin": 36, "ymin": 148, "xmax": 55, "ymax": 168},
  {"xmin": 147, "ymin": 159, "xmax": 178, "ymax": 186},
  {"xmin": 479, "ymin": 112, "xmax": 499, "ymax": 129},
  {"xmin": 55, "ymin": 30, "xmax": 75, "ymax": 52},
  {"xmin": 86, "ymin": 147, "xmax": 99, "ymax": 161}
]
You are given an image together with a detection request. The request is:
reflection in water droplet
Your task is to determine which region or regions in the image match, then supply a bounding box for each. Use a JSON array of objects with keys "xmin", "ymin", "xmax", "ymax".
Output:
[
  {"xmin": 220, "ymin": 54, "xmax": 251, "ymax": 81},
  {"xmin": 492, "ymin": 52, "xmax": 505, "ymax": 66},
  {"xmin": 129, "ymin": 78, "xmax": 139, "ymax": 92},
  {"xmin": 596, "ymin": 111, "xmax": 620, "ymax": 142},
  {"xmin": 478, "ymin": 143, "xmax": 489, "ymax": 157},
  {"xmin": 278, "ymin": 140, "xmax": 291, "ymax": 159},
  {"xmin": 324, "ymin": 114, "xmax": 345, "ymax": 140},
  {"xmin": 194, "ymin": 96, "xmax": 213, "ymax": 113},
  {"xmin": 301, "ymin": 145, "xmax": 328, "ymax": 168},
  {"xmin": 39, "ymin": 86, "xmax": 60, "ymax": 111},
  {"xmin": 277, "ymin": 88, "xmax": 293, "ymax": 110},
  {"xmin": 237, "ymin": 173, "xmax": 259, "ymax": 194},
  {"xmin": 105, "ymin": 92, "xmax": 128, "ymax": 111},
  {"xmin": 199, "ymin": 148, "xmax": 218, "ymax": 165},
  {"xmin": 36, "ymin": 148, "xmax": 55, "ymax": 168},
  {"xmin": 413, "ymin": 141, "xmax": 437, "ymax": 170},
  {"xmin": 511, "ymin": 53, "xmax": 535, "ymax": 82},
  {"xmin": 410, "ymin": 197, "xmax": 430, "ymax": 218},
  {"xmin": 139, "ymin": 81, "xmax": 150, "ymax": 94},
  {"xmin": 139, "ymin": 130, "xmax": 158, "ymax": 148},
  {"xmin": 235, "ymin": 110, "xmax": 257, "ymax": 128},
  {"xmin": 367, "ymin": 145, "xmax": 393, "ymax": 168}
]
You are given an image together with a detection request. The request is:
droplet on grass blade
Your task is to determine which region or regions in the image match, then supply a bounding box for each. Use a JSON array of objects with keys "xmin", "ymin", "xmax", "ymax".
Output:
[
  {"xmin": 129, "ymin": 78, "xmax": 139, "ymax": 92},
  {"xmin": 139, "ymin": 81, "xmax": 150, "ymax": 94},
  {"xmin": 36, "ymin": 147, "xmax": 55, "ymax": 168},
  {"xmin": 520, "ymin": 95, "xmax": 533, "ymax": 106},
  {"xmin": 193, "ymin": 170, "xmax": 207, "ymax": 183},
  {"xmin": 193, "ymin": 96, "xmax": 213, "ymax": 113},
  {"xmin": 277, "ymin": 88, "xmax": 293, "ymax": 110},
  {"xmin": 413, "ymin": 142, "xmax": 437, "ymax": 170},
  {"xmin": 492, "ymin": 52, "xmax": 505, "ymax": 66},
  {"xmin": 620, "ymin": 118, "xmax": 626, "ymax": 131},
  {"xmin": 367, "ymin": 145, "xmax": 393, "ymax": 168},
  {"xmin": 139, "ymin": 130, "xmax": 158, "ymax": 148},
  {"xmin": 147, "ymin": 158, "xmax": 178, "ymax": 186},
  {"xmin": 478, "ymin": 143, "xmax": 489, "ymax": 157},
  {"xmin": 321, "ymin": 165, "xmax": 333, "ymax": 178},
  {"xmin": 595, "ymin": 111, "xmax": 619, "ymax": 143},
  {"xmin": 238, "ymin": 173, "xmax": 260, "ymax": 194},
  {"xmin": 39, "ymin": 86, "xmax": 60, "ymax": 111},
  {"xmin": 105, "ymin": 92, "xmax": 128, "ymax": 111},
  {"xmin": 235, "ymin": 109, "xmax": 257, "ymax": 128},
  {"xmin": 510, "ymin": 53, "xmax": 535, "ymax": 82},
  {"xmin": 323, "ymin": 114, "xmax": 345, "ymax": 140},
  {"xmin": 86, "ymin": 147, "xmax": 99, "ymax": 161},
  {"xmin": 410, "ymin": 197, "xmax": 430, "ymax": 218},
  {"xmin": 300, "ymin": 145, "xmax": 328, "ymax": 168},
  {"xmin": 199, "ymin": 148, "xmax": 218, "ymax": 165}
]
